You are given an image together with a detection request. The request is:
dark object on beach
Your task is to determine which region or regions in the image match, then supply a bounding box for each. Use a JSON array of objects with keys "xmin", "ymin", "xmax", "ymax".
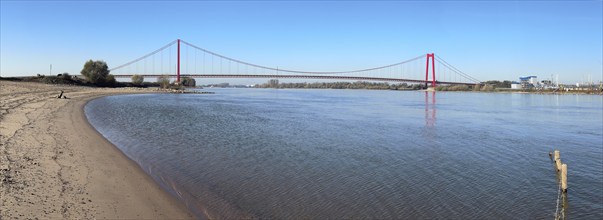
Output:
[{"xmin": 56, "ymin": 90, "xmax": 68, "ymax": 99}]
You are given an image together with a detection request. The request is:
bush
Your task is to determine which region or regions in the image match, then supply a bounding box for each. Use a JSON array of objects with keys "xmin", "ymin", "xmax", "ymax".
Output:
[
  {"xmin": 131, "ymin": 74, "xmax": 144, "ymax": 85},
  {"xmin": 435, "ymin": 85, "xmax": 470, "ymax": 91},
  {"xmin": 41, "ymin": 76, "xmax": 58, "ymax": 84},
  {"xmin": 60, "ymin": 72, "xmax": 71, "ymax": 80},
  {"xmin": 81, "ymin": 60, "xmax": 114, "ymax": 86},
  {"xmin": 157, "ymin": 75, "xmax": 171, "ymax": 88},
  {"xmin": 105, "ymin": 74, "xmax": 116, "ymax": 87},
  {"xmin": 450, "ymin": 85, "xmax": 469, "ymax": 91},
  {"xmin": 473, "ymin": 84, "xmax": 481, "ymax": 91},
  {"xmin": 180, "ymin": 77, "xmax": 196, "ymax": 87},
  {"xmin": 480, "ymin": 84, "xmax": 495, "ymax": 91},
  {"xmin": 411, "ymin": 84, "xmax": 425, "ymax": 90},
  {"xmin": 40, "ymin": 75, "xmax": 77, "ymax": 85}
]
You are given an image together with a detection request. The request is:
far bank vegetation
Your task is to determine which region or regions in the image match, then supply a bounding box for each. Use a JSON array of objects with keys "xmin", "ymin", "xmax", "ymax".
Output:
[
  {"xmin": 255, "ymin": 79, "xmax": 532, "ymax": 93},
  {"xmin": 255, "ymin": 80, "xmax": 426, "ymax": 90}
]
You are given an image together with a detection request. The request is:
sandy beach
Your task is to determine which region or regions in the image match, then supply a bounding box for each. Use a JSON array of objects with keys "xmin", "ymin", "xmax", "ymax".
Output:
[{"xmin": 0, "ymin": 81, "xmax": 193, "ymax": 219}]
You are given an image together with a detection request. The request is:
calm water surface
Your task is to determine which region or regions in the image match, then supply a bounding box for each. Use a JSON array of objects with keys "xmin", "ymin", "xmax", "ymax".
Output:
[{"xmin": 85, "ymin": 89, "xmax": 603, "ymax": 219}]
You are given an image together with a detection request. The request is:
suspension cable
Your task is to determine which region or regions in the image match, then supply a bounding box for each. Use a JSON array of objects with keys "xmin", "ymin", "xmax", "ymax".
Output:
[
  {"xmin": 180, "ymin": 40, "xmax": 424, "ymax": 75},
  {"xmin": 110, "ymin": 40, "xmax": 177, "ymax": 71},
  {"xmin": 434, "ymin": 55, "xmax": 481, "ymax": 83},
  {"xmin": 436, "ymin": 57, "xmax": 479, "ymax": 83}
]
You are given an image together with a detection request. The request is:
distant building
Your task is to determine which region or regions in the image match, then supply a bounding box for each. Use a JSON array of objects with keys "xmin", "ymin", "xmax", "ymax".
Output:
[
  {"xmin": 511, "ymin": 82, "xmax": 522, "ymax": 89},
  {"xmin": 519, "ymin": 76, "xmax": 538, "ymax": 88},
  {"xmin": 516, "ymin": 76, "xmax": 561, "ymax": 89},
  {"xmin": 541, "ymin": 80, "xmax": 553, "ymax": 88}
]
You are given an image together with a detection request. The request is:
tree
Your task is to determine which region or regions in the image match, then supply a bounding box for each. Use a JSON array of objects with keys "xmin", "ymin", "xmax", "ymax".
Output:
[
  {"xmin": 80, "ymin": 60, "xmax": 114, "ymax": 85},
  {"xmin": 180, "ymin": 77, "xmax": 196, "ymax": 87},
  {"xmin": 268, "ymin": 79, "xmax": 279, "ymax": 87},
  {"xmin": 157, "ymin": 75, "xmax": 171, "ymax": 88},
  {"xmin": 131, "ymin": 74, "xmax": 144, "ymax": 85}
]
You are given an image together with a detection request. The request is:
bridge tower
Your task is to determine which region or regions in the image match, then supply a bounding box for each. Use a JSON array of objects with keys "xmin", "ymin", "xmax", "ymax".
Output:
[
  {"xmin": 425, "ymin": 53, "xmax": 436, "ymax": 87},
  {"xmin": 177, "ymin": 39, "xmax": 181, "ymax": 83}
]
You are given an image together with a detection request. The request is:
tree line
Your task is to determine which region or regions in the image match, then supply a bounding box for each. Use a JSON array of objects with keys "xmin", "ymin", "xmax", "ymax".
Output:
[
  {"xmin": 254, "ymin": 80, "xmax": 427, "ymax": 90},
  {"xmin": 254, "ymin": 79, "xmax": 519, "ymax": 92}
]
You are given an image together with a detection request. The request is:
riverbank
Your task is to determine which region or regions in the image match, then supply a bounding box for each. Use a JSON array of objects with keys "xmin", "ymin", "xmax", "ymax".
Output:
[
  {"xmin": 0, "ymin": 81, "xmax": 193, "ymax": 219},
  {"xmin": 251, "ymin": 82, "xmax": 602, "ymax": 95}
]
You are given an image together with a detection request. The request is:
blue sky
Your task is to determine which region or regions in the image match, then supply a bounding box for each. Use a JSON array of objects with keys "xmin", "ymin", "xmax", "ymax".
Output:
[{"xmin": 1, "ymin": 1, "xmax": 602, "ymax": 84}]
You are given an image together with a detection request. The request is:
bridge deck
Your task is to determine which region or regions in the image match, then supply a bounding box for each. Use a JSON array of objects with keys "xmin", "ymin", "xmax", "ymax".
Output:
[{"xmin": 110, "ymin": 74, "xmax": 475, "ymax": 85}]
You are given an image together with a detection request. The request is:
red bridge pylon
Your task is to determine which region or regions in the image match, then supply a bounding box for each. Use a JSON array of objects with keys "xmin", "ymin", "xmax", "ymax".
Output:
[
  {"xmin": 177, "ymin": 39, "xmax": 181, "ymax": 83},
  {"xmin": 425, "ymin": 53, "xmax": 436, "ymax": 88}
]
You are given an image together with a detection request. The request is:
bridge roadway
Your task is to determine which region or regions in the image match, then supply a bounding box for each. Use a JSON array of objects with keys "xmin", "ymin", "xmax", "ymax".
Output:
[{"xmin": 111, "ymin": 74, "xmax": 476, "ymax": 85}]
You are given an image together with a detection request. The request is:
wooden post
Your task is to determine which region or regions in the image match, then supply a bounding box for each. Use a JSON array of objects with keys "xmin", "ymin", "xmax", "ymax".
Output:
[
  {"xmin": 549, "ymin": 151, "xmax": 553, "ymax": 161},
  {"xmin": 554, "ymin": 150, "xmax": 562, "ymax": 171},
  {"xmin": 561, "ymin": 163, "xmax": 568, "ymax": 192}
]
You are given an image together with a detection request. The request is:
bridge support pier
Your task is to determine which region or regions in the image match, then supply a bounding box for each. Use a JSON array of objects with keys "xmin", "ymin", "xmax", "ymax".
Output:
[{"xmin": 425, "ymin": 53, "xmax": 436, "ymax": 88}]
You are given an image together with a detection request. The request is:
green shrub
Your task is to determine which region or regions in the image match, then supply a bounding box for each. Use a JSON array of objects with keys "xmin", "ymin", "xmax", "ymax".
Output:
[
  {"xmin": 157, "ymin": 75, "xmax": 171, "ymax": 88},
  {"xmin": 131, "ymin": 74, "xmax": 144, "ymax": 85},
  {"xmin": 181, "ymin": 77, "xmax": 196, "ymax": 87}
]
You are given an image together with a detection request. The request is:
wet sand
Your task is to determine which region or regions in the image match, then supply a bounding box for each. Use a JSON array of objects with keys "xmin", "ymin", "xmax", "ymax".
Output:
[{"xmin": 0, "ymin": 81, "xmax": 193, "ymax": 219}]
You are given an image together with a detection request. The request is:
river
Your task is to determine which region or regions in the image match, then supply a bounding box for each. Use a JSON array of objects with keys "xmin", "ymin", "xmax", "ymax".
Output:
[{"xmin": 84, "ymin": 89, "xmax": 603, "ymax": 219}]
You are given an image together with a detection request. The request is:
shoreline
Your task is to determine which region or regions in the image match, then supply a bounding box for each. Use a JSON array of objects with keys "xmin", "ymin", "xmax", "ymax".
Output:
[{"xmin": 1, "ymin": 81, "xmax": 193, "ymax": 219}]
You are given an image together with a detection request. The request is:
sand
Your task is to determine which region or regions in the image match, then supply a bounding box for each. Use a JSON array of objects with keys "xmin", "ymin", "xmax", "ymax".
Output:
[{"xmin": 0, "ymin": 81, "xmax": 193, "ymax": 219}]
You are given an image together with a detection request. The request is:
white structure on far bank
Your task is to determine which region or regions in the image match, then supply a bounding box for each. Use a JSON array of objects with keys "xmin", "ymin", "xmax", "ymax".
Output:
[
  {"xmin": 519, "ymin": 76, "xmax": 538, "ymax": 89},
  {"xmin": 513, "ymin": 75, "xmax": 560, "ymax": 89}
]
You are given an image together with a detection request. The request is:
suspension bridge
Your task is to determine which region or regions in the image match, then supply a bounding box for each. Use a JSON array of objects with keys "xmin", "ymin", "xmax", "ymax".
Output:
[{"xmin": 109, "ymin": 39, "xmax": 481, "ymax": 87}]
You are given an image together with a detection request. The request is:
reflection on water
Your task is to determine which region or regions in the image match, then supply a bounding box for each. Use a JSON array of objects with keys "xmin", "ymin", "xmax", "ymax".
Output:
[
  {"xmin": 425, "ymin": 91, "xmax": 436, "ymax": 127},
  {"xmin": 85, "ymin": 89, "xmax": 603, "ymax": 219}
]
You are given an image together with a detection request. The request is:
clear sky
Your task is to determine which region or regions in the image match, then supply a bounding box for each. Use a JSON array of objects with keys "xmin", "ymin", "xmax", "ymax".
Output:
[{"xmin": 1, "ymin": 1, "xmax": 602, "ymax": 84}]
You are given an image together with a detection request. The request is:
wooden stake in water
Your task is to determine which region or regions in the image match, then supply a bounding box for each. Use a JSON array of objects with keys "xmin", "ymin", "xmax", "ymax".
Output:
[
  {"xmin": 561, "ymin": 163, "xmax": 568, "ymax": 192},
  {"xmin": 554, "ymin": 150, "xmax": 562, "ymax": 171}
]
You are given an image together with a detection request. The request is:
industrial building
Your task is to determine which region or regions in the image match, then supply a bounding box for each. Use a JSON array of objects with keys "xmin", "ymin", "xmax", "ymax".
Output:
[{"xmin": 518, "ymin": 76, "xmax": 538, "ymax": 89}]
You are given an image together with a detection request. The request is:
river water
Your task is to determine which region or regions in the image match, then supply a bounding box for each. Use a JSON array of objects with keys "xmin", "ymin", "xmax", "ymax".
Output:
[{"xmin": 84, "ymin": 89, "xmax": 602, "ymax": 219}]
